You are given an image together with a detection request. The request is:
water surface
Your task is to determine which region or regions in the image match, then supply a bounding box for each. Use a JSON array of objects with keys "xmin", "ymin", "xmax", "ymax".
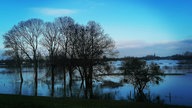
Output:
[{"xmin": 0, "ymin": 60, "xmax": 192, "ymax": 106}]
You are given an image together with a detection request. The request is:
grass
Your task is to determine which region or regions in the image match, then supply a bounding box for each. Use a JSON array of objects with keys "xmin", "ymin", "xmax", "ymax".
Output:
[{"xmin": 0, "ymin": 94, "xmax": 191, "ymax": 108}]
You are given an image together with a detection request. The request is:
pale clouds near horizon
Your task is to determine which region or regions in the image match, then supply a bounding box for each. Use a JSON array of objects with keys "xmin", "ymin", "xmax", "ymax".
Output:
[{"xmin": 117, "ymin": 39, "xmax": 192, "ymax": 57}]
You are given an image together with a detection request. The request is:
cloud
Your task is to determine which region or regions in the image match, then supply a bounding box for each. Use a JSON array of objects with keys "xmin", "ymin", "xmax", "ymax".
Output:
[
  {"xmin": 116, "ymin": 40, "xmax": 149, "ymax": 49},
  {"xmin": 117, "ymin": 39, "xmax": 192, "ymax": 57},
  {"xmin": 33, "ymin": 8, "xmax": 77, "ymax": 16}
]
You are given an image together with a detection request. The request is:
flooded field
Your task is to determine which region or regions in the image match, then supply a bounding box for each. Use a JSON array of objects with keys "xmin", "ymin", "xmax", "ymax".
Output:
[{"xmin": 0, "ymin": 60, "xmax": 192, "ymax": 106}]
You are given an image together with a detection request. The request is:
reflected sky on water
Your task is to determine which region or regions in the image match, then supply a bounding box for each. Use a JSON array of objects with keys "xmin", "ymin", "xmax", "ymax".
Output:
[{"xmin": 0, "ymin": 60, "xmax": 192, "ymax": 106}]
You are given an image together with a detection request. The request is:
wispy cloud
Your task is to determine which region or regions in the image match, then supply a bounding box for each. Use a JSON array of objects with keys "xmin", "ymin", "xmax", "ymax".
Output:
[
  {"xmin": 116, "ymin": 40, "xmax": 149, "ymax": 49},
  {"xmin": 33, "ymin": 8, "xmax": 77, "ymax": 16}
]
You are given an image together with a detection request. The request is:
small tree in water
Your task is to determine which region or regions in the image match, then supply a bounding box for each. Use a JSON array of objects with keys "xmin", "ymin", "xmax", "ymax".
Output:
[{"xmin": 121, "ymin": 57, "xmax": 164, "ymax": 101}]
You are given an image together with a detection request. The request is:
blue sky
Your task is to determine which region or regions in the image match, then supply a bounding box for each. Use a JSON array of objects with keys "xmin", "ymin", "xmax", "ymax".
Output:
[{"xmin": 0, "ymin": 0, "xmax": 192, "ymax": 57}]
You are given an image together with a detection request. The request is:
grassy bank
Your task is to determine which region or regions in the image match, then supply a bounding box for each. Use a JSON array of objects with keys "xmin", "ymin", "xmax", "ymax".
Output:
[{"xmin": 0, "ymin": 94, "xmax": 191, "ymax": 108}]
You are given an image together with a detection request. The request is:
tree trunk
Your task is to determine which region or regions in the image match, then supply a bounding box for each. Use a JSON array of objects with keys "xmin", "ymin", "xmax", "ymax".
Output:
[
  {"xmin": 50, "ymin": 53, "xmax": 55, "ymax": 97},
  {"xmin": 83, "ymin": 66, "xmax": 88, "ymax": 99},
  {"xmin": 78, "ymin": 67, "xmax": 84, "ymax": 86},
  {"xmin": 34, "ymin": 54, "xmax": 38, "ymax": 96},
  {"xmin": 88, "ymin": 65, "xmax": 93, "ymax": 98},
  {"xmin": 69, "ymin": 65, "xmax": 73, "ymax": 97},
  {"xmin": 51, "ymin": 65, "xmax": 55, "ymax": 97},
  {"xmin": 19, "ymin": 63, "xmax": 23, "ymax": 95},
  {"xmin": 19, "ymin": 81, "xmax": 23, "ymax": 95},
  {"xmin": 63, "ymin": 66, "xmax": 66, "ymax": 97},
  {"xmin": 18, "ymin": 59, "xmax": 23, "ymax": 83}
]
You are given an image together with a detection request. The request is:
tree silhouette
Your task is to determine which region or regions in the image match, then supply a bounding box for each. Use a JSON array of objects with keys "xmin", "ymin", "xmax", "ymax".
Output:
[
  {"xmin": 73, "ymin": 21, "xmax": 116, "ymax": 98},
  {"xmin": 121, "ymin": 57, "xmax": 164, "ymax": 101},
  {"xmin": 41, "ymin": 22, "xmax": 60, "ymax": 96},
  {"xmin": 14, "ymin": 18, "xmax": 44, "ymax": 96},
  {"xmin": 3, "ymin": 16, "xmax": 117, "ymax": 98},
  {"xmin": 55, "ymin": 16, "xmax": 76, "ymax": 96},
  {"xmin": 3, "ymin": 26, "xmax": 24, "ymax": 83}
]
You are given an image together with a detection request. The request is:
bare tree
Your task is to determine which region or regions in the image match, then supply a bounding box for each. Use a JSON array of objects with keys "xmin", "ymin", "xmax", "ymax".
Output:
[
  {"xmin": 3, "ymin": 17, "xmax": 117, "ymax": 98},
  {"xmin": 86, "ymin": 21, "xmax": 116, "ymax": 98},
  {"xmin": 73, "ymin": 24, "xmax": 86, "ymax": 82},
  {"xmin": 3, "ymin": 26, "xmax": 27, "ymax": 95},
  {"xmin": 3, "ymin": 26, "xmax": 24, "ymax": 83},
  {"xmin": 73, "ymin": 21, "xmax": 117, "ymax": 98},
  {"xmin": 15, "ymin": 18, "xmax": 44, "ymax": 96},
  {"xmin": 41, "ymin": 22, "xmax": 60, "ymax": 96},
  {"xmin": 55, "ymin": 16, "xmax": 75, "ymax": 95}
]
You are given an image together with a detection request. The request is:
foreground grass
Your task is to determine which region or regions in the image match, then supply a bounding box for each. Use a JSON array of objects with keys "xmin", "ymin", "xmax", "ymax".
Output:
[{"xmin": 0, "ymin": 94, "xmax": 191, "ymax": 108}]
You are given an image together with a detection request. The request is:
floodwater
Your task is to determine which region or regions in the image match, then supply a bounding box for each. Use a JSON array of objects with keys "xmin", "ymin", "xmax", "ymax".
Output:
[{"xmin": 0, "ymin": 60, "xmax": 192, "ymax": 106}]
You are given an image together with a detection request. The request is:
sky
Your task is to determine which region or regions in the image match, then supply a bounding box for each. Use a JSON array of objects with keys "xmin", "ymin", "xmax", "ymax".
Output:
[{"xmin": 0, "ymin": 0, "xmax": 192, "ymax": 57}]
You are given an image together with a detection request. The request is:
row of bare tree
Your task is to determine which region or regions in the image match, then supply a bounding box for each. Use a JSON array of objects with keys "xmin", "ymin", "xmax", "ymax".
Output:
[{"xmin": 3, "ymin": 16, "xmax": 117, "ymax": 97}]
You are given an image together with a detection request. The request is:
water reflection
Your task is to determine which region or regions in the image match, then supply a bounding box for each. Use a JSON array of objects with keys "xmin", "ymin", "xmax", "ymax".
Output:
[{"xmin": 0, "ymin": 60, "xmax": 192, "ymax": 106}]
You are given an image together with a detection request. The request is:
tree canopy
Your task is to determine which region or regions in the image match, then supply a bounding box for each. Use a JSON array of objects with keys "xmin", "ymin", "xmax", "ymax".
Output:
[
  {"xmin": 121, "ymin": 57, "xmax": 164, "ymax": 93},
  {"xmin": 3, "ymin": 16, "xmax": 118, "ymax": 97}
]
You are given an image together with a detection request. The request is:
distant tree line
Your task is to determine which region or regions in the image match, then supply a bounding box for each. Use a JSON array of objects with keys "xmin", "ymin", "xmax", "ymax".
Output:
[
  {"xmin": 3, "ymin": 16, "xmax": 117, "ymax": 97},
  {"xmin": 135, "ymin": 51, "xmax": 192, "ymax": 60},
  {"xmin": 170, "ymin": 51, "xmax": 192, "ymax": 60}
]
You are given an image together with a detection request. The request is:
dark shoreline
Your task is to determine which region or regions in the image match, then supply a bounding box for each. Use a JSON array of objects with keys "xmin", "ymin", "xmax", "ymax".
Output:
[{"xmin": 0, "ymin": 94, "xmax": 191, "ymax": 108}]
